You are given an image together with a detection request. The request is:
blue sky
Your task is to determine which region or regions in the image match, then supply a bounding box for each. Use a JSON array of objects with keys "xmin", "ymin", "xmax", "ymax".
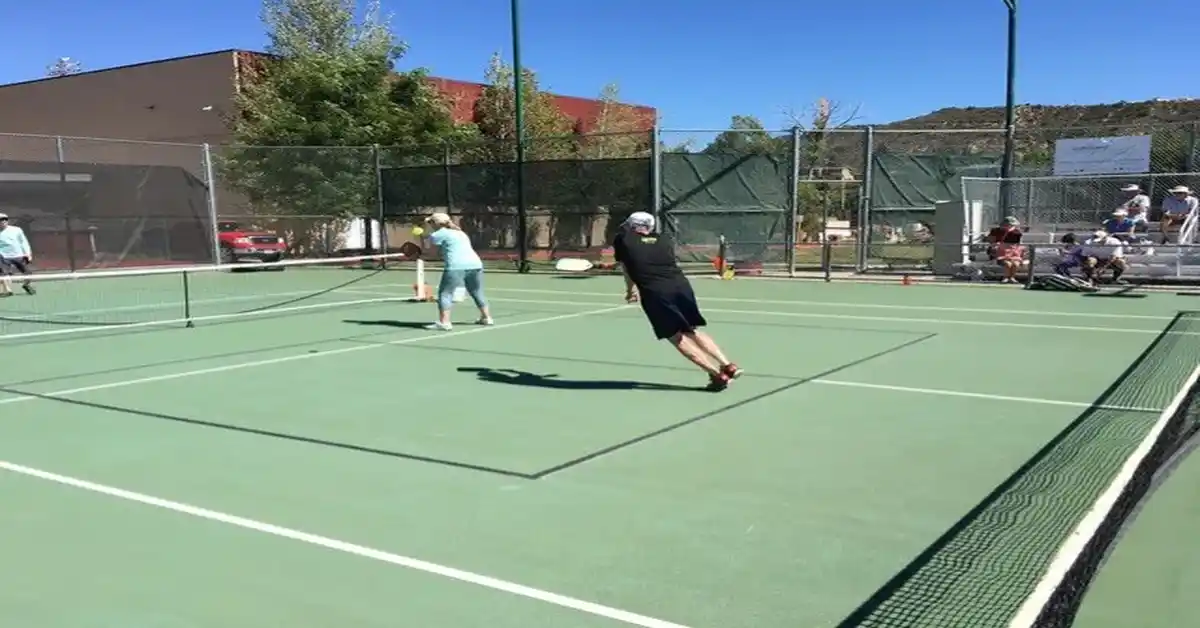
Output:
[{"xmin": 3, "ymin": 0, "xmax": 1196, "ymax": 137}]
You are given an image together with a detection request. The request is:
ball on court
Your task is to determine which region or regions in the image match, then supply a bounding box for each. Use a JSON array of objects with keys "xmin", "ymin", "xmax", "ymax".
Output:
[{"xmin": 411, "ymin": 226, "xmax": 424, "ymax": 236}]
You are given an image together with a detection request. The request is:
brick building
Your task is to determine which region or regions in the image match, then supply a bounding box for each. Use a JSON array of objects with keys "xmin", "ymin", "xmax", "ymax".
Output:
[{"xmin": 0, "ymin": 49, "xmax": 656, "ymax": 149}]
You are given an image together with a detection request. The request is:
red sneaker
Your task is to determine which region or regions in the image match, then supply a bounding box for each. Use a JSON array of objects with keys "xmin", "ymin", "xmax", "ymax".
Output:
[
  {"xmin": 721, "ymin": 363, "xmax": 744, "ymax": 379},
  {"xmin": 706, "ymin": 372, "xmax": 731, "ymax": 392}
]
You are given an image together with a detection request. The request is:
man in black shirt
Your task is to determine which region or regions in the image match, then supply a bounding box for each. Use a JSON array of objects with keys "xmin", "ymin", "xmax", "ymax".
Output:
[{"xmin": 613, "ymin": 212, "xmax": 742, "ymax": 391}]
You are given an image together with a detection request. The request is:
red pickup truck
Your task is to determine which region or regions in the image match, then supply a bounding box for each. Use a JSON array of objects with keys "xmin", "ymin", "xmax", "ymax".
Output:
[{"xmin": 217, "ymin": 221, "xmax": 287, "ymax": 266}]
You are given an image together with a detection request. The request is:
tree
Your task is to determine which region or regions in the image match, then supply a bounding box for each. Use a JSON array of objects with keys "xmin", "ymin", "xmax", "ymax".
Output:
[
  {"xmin": 220, "ymin": 0, "xmax": 461, "ymax": 242},
  {"xmin": 471, "ymin": 53, "xmax": 575, "ymax": 161},
  {"xmin": 787, "ymin": 98, "xmax": 863, "ymax": 241},
  {"xmin": 577, "ymin": 83, "xmax": 651, "ymax": 159},
  {"xmin": 46, "ymin": 57, "xmax": 82, "ymax": 77},
  {"xmin": 703, "ymin": 115, "xmax": 783, "ymax": 155}
]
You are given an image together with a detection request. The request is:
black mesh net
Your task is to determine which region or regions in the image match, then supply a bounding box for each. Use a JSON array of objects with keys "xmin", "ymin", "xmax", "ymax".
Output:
[{"xmin": 836, "ymin": 311, "xmax": 1200, "ymax": 627}]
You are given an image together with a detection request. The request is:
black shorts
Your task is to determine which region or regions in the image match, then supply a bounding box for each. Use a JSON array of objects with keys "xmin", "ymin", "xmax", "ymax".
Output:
[
  {"xmin": 0, "ymin": 257, "xmax": 30, "ymax": 275},
  {"xmin": 639, "ymin": 284, "xmax": 707, "ymax": 340}
]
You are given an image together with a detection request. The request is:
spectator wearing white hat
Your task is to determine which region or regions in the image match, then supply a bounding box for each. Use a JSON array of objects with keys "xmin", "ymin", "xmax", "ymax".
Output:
[
  {"xmin": 1102, "ymin": 208, "xmax": 1136, "ymax": 237},
  {"xmin": 1160, "ymin": 186, "xmax": 1198, "ymax": 241},
  {"xmin": 0, "ymin": 212, "xmax": 35, "ymax": 297},
  {"xmin": 1117, "ymin": 184, "xmax": 1150, "ymax": 229}
]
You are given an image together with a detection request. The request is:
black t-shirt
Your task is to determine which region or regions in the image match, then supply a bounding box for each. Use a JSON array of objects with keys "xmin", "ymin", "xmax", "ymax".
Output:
[{"xmin": 613, "ymin": 231, "xmax": 687, "ymax": 292}]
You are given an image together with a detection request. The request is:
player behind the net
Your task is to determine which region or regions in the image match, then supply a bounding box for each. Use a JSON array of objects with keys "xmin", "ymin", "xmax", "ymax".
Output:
[
  {"xmin": 0, "ymin": 213, "xmax": 35, "ymax": 297},
  {"xmin": 613, "ymin": 212, "xmax": 742, "ymax": 391}
]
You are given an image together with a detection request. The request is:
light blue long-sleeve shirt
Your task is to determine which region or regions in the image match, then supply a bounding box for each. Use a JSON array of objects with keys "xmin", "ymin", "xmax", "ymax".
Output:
[
  {"xmin": 0, "ymin": 226, "xmax": 31, "ymax": 260},
  {"xmin": 428, "ymin": 228, "xmax": 482, "ymax": 271}
]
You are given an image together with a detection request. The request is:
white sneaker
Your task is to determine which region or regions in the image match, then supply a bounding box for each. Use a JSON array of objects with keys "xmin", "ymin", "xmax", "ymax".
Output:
[
  {"xmin": 425, "ymin": 321, "xmax": 453, "ymax": 331},
  {"xmin": 476, "ymin": 317, "xmax": 494, "ymax": 326}
]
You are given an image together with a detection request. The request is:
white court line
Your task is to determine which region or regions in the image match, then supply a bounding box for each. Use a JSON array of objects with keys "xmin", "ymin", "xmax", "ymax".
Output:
[
  {"xmin": 0, "ymin": 460, "xmax": 690, "ymax": 628},
  {"xmin": 810, "ymin": 379, "xmax": 1163, "ymax": 413},
  {"xmin": 430, "ymin": 295, "xmax": 1192, "ymax": 336},
  {"xmin": 0, "ymin": 304, "xmax": 630, "ymax": 407},
  {"xmin": 1006, "ymin": 363, "xmax": 1200, "ymax": 627},
  {"xmin": 484, "ymin": 287, "xmax": 1175, "ymax": 321}
]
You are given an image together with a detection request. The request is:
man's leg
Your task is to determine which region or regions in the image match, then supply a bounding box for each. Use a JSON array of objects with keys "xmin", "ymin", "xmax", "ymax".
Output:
[
  {"xmin": 1110, "ymin": 258, "xmax": 1127, "ymax": 283},
  {"xmin": 9, "ymin": 258, "xmax": 33, "ymax": 294},
  {"xmin": 669, "ymin": 286, "xmax": 742, "ymax": 380},
  {"xmin": 0, "ymin": 260, "xmax": 11, "ymax": 296},
  {"xmin": 1081, "ymin": 257, "xmax": 1098, "ymax": 283},
  {"xmin": 667, "ymin": 332, "xmax": 721, "ymax": 376}
]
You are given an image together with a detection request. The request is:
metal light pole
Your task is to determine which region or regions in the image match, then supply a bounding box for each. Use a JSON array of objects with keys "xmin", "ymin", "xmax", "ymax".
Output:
[
  {"xmin": 1000, "ymin": 0, "xmax": 1017, "ymax": 180},
  {"xmin": 511, "ymin": 0, "xmax": 529, "ymax": 272}
]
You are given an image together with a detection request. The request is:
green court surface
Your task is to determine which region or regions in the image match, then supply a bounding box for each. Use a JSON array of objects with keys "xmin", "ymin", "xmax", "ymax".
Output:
[{"xmin": 1, "ymin": 269, "xmax": 1197, "ymax": 627}]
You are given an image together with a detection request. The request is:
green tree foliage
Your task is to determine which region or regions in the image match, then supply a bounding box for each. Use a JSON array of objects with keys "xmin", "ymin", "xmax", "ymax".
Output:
[
  {"xmin": 221, "ymin": 0, "xmax": 461, "ymax": 221},
  {"xmin": 470, "ymin": 53, "xmax": 575, "ymax": 161},
  {"xmin": 577, "ymin": 83, "xmax": 651, "ymax": 159},
  {"xmin": 703, "ymin": 115, "xmax": 784, "ymax": 155}
]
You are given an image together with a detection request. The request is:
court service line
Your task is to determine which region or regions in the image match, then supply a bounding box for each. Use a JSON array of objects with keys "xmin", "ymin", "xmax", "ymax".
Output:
[
  {"xmin": 1007, "ymin": 363, "xmax": 1200, "ymax": 627},
  {"xmin": 810, "ymin": 379, "xmax": 1164, "ymax": 413},
  {"xmin": 416, "ymin": 295, "xmax": 1193, "ymax": 336},
  {"xmin": 0, "ymin": 460, "xmax": 691, "ymax": 628},
  {"xmin": 483, "ymin": 287, "xmax": 1175, "ymax": 321},
  {"xmin": 0, "ymin": 304, "xmax": 631, "ymax": 407}
]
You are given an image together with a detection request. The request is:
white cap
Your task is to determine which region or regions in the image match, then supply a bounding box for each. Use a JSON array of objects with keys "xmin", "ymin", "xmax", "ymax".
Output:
[
  {"xmin": 425, "ymin": 212, "xmax": 451, "ymax": 226},
  {"xmin": 623, "ymin": 211, "xmax": 655, "ymax": 231},
  {"xmin": 1120, "ymin": 184, "xmax": 1141, "ymax": 192},
  {"xmin": 0, "ymin": 213, "xmax": 7, "ymax": 219},
  {"xmin": 1170, "ymin": 186, "xmax": 1191, "ymax": 194},
  {"xmin": 1112, "ymin": 208, "xmax": 1128, "ymax": 216}
]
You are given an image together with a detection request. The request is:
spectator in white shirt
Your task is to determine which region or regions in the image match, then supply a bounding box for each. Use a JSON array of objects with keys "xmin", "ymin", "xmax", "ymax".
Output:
[
  {"xmin": 1117, "ymin": 184, "xmax": 1151, "ymax": 228},
  {"xmin": 1081, "ymin": 229, "xmax": 1127, "ymax": 285},
  {"xmin": 1160, "ymin": 185, "xmax": 1199, "ymax": 241}
]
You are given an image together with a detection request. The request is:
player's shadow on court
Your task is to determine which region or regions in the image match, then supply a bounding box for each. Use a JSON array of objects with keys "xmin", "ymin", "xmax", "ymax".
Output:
[
  {"xmin": 458, "ymin": 367, "xmax": 700, "ymax": 391},
  {"xmin": 343, "ymin": 319, "xmax": 433, "ymax": 329}
]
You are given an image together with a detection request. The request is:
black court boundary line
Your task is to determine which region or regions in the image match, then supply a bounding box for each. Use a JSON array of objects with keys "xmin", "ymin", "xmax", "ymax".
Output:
[
  {"xmin": 0, "ymin": 387, "xmax": 537, "ymax": 480},
  {"xmin": 530, "ymin": 332, "xmax": 940, "ymax": 479},
  {"xmin": 833, "ymin": 311, "xmax": 1189, "ymax": 628}
]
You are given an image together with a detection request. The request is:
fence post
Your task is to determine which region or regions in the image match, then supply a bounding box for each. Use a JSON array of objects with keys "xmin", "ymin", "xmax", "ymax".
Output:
[
  {"xmin": 54, "ymin": 136, "xmax": 78, "ymax": 272},
  {"xmin": 857, "ymin": 126, "xmax": 875, "ymax": 272},
  {"xmin": 1187, "ymin": 122, "xmax": 1198, "ymax": 172},
  {"xmin": 651, "ymin": 125, "xmax": 662, "ymax": 229},
  {"xmin": 372, "ymin": 143, "xmax": 384, "ymax": 260},
  {"xmin": 201, "ymin": 144, "xmax": 222, "ymax": 265},
  {"xmin": 443, "ymin": 141, "xmax": 454, "ymax": 213},
  {"xmin": 787, "ymin": 126, "xmax": 801, "ymax": 277}
]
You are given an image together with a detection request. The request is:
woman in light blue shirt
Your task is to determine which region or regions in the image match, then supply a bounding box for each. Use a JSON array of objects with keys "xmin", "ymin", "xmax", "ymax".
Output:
[{"xmin": 424, "ymin": 212, "xmax": 492, "ymax": 331}]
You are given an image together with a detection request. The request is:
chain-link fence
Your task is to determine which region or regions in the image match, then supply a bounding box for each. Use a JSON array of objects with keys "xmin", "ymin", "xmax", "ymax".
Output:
[
  {"xmin": 0, "ymin": 133, "xmax": 214, "ymax": 271},
  {"xmin": 1, "ymin": 121, "xmax": 1195, "ymax": 275}
]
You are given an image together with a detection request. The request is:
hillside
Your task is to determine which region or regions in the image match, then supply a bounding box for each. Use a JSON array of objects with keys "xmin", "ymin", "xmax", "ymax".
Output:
[{"xmin": 865, "ymin": 98, "xmax": 1200, "ymax": 164}]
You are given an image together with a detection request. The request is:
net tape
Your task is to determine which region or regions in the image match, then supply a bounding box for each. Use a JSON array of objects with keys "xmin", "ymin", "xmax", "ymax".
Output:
[{"xmin": 0, "ymin": 253, "xmax": 416, "ymax": 343}]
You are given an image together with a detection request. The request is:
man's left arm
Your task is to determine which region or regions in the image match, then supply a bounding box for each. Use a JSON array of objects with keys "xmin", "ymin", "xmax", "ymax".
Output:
[{"xmin": 17, "ymin": 228, "xmax": 31, "ymax": 261}]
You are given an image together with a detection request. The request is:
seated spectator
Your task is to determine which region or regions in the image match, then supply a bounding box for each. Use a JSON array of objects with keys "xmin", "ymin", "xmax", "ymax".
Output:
[
  {"xmin": 1161, "ymin": 185, "xmax": 1199, "ymax": 242},
  {"xmin": 985, "ymin": 216, "xmax": 1025, "ymax": 284},
  {"xmin": 1054, "ymin": 233, "xmax": 1084, "ymax": 276},
  {"xmin": 1118, "ymin": 184, "xmax": 1151, "ymax": 228},
  {"xmin": 1082, "ymin": 229, "xmax": 1127, "ymax": 285},
  {"xmin": 1103, "ymin": 209, "xmax": 1136, "ymax": 237}
]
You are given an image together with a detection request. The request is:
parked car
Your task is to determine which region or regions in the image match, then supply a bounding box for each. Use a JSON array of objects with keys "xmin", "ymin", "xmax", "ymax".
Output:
[{"xmin": 217, "ymin": 221, "xmax": 287, "ymax": 268}]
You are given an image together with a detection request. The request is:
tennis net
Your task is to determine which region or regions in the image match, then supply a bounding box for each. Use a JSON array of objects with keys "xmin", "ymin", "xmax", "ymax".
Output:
[
  {"xmin": 0, "ymin": 253, "xmax": 419, "ymax": 342},
  {"xmin": 1009, "ymin": 313, "xmax": 1200, "ymax": 628}
]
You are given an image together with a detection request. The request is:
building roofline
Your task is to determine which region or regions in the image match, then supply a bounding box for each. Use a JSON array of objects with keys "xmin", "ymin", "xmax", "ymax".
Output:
[
  {"xmin": 2, "ymin": 48, "xmax": 657, "ymax": 112},
  {"xmin": 0, "ymin": 49, "xmax": 242, "ymax": 89}
]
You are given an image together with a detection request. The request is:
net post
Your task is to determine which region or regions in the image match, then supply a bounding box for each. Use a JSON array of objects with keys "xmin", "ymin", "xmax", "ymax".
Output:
[
  {"xmin": 717, "ymin": 235, "xmax": 728, "ymax": 277},
  {"xmin": 182, "ymin": 270, "xmax": 194, "ymax": 328},
  {"xmin": 201, "ymin": 144, "xmax": 222, "ymax": 266},
  {"xmin": 857, "ymin": 126, "xmax": 875, "ymax": 272}
]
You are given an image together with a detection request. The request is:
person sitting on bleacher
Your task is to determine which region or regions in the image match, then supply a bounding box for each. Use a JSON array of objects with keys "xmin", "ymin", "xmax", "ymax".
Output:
[
  {"xmin": 1102, "ymin": 209, "xmax": 1136, "ymax": 238},
  {"xmin": 985, "ymin": 216, "xmax": 1025, "ymax": 284},
  {"xmin": 1161, "ymin": 186, "xmax": 1198, "ymax": 243},
  {"xmin": 1082, "ymin": 229, "xmax": 1127, "ymax": 285},
  {"xmin": 1054, "ymin": 233, "xmax": 1085, "ymax": 277},
  {"xmin": 1118, "ymin": 184, "xmax": 1151, "ymax": 230}
]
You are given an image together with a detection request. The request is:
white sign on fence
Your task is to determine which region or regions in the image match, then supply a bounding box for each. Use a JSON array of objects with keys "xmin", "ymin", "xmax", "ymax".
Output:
[{"xmin": 1053, "ymin": 135, "xmax": 1152, "ymax": 175}]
